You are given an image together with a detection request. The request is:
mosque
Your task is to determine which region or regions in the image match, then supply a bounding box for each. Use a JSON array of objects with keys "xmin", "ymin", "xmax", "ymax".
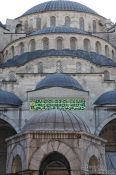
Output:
[{"xmin": 0, "ymin": 0, "xmax": 116, "ymax": 174}]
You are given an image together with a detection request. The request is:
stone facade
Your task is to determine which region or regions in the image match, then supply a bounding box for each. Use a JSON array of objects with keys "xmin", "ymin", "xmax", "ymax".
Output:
[{"xmin": 0, "ymin": 0, "xmax": 116, "ymax": 174}]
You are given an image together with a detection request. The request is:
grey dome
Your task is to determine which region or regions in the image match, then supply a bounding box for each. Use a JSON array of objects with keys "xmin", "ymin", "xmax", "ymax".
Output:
[
  {"xmin": 0, "ymin": 90, "xmax": 22, "ymax": 107},
  {"xmin": 30, "ymin": 26, "xmax": 88, "ymax": 36},
  {"xmin": 22, "ymin": 0, "xmax": 98, "ymax": 16},
  {"xmin": 23, "ymin": 109, "xmax": 90, "ymax": 132},
  {"xmin": 1, "ymin": 50, "xmax": 116, "ymax": 68},
  {"xmin": 94, "ymin": 89, "xmax": 116, "ymax": 105},
  {"xmin": 35, "ymin": 73, "xmax": 85, "ymax": 91}
]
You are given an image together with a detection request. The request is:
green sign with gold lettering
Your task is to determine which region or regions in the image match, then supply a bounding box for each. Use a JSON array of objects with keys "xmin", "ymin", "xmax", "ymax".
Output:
[{"xmin": 30, "ymin": 99, "xmax": 86, "ymax": 111}]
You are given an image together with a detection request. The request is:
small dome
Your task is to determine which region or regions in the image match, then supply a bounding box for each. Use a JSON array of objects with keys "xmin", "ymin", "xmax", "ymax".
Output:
[
  {"xmin": 23, "ymin": 109, "xmax": 90, "ymax": 132},
  {"xmin": 94, "ymin": 89, "xmax": 116, "ymax": 105},
  {"xmin": 30, "ymin": 26, "xmax": 87, "ymax": 36},
  {"xmin": 35, "ymin": 73, "xmax": 85, "ymax": 91},
  {"xmin": 0, "ymin": 90, "xmax": 22, "ymax": 107},
  {"xmin": 22, "ymin": 0, "xmax": 98, "ymax": 16}
]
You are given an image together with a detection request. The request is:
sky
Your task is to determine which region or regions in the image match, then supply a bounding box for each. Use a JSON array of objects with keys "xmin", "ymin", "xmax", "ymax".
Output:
[{"xmin": 0, "ymin": 0, "xmax": 115, "ymax": 24}]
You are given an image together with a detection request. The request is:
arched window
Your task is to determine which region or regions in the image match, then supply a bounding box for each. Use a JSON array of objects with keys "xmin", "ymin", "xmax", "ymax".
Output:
[
  {"xmin": 88, "ymin": 155, "xmax": 99, "ymax": 174},
  {"xmin": 0, "ymin": 53, "xmax": 3, "ymax": 63},
  {"xmin": 15, "ymin": 24, "xmax": 22, "ymax": 33},
  {"xmin": 84, "ymin": 38, "xmax": 91, "ymax": 51},
  {"xmin": 105, "ymin": 45, "xmax": 109, "ymax": 57},
  {"xmin": 79, "ymin": 17, "xmax": 84, "ymax": 31},
  {"xmin": 93, "ymin": 20, "xmax": 96, "ymax": 32},
  {"xmin": 70, "ymin": 37, "xmax": 77, "ymax": 50},
  {"xmin": 19, "ymin": 42, "xmax": 24, "ymax": 54},
  {"xmin": 36, "ymin": 17, "xmax": 41, "ymax": 29},
  {"xmin": 9, "ymin": 71, "xmax": 16, "ymax": 81},
  {"xmin": 42, "ymin": 37, "xmax": 49, "ymax": 50},
  {"xmin": 96, "ymin": 41, "xmax": 101, "ymax": 54},
  {"xmin": 50, "ymin": 16, "xmax": 56, "ymax": 27},
  {"xmin": 29, "ymin": 39, "xmax": 36, "ymax": 52},
  {"xmin": 104, "ymin": 70, "xmax": 110, "ymax": 80},
  {"xmin": 76, "ymin": 62, "xmax": 81, "ymax": 73},
  {"xmin": 56, "ymin": 60, "xmax": 63, "ymax": 73},
  {"xmin": 90, "ymin": 66, "xmax": 94, "ymax": 73},
  {"xmin": 65, "ymin": 16, "xmax": 71, "ymax": 27},
  {"xmin": 29, "ymin": 19, "xmax": 33, "ymax": 32},
  {"xmin": 12, "ymin": 155, "xmax": 22, "ymax": 174},
  {"xmin": 25, "ymin": 65, "xmax": 33, "ymax": 73},
  {"xmin": 57, "ymin": 37, "xmax": 63, "ymax": 50},
  {"xmin": 24, "ymin": 20, "xmax": 28, "ymax": 32},
  {"xmin": 5, "ymin": 50, "xmax": 8, "ymax": 58},
  {"xmin": 38, "ymin": 62, "xmax": 43, "ymax": 73},
  {"xmin": 112, "ymin": 50, "xmax": 115, "ymax": 59},
  {"xmin": 11, "ymin": 46, "xmax": 14, "ymax": 57}
]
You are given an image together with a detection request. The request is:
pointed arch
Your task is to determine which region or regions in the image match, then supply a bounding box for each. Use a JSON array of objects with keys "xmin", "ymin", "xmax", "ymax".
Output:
[
  {"xmin": 88, "ymin": 155, "xmax": 99, "ymax": 174},
  {"xmin": 7, "ymin": 143, "xmax": 26, "ymax": 174},
  {"xmin": 39, "ymin": 152, "xmax": 71, "ymax": 175},
  {"xmin": 29, "ymin": 140, "xmax": 81, "ymax": 171},
  {"xmin": 12, "ymin": 155, "xmax": 22, "ymax": 173}
]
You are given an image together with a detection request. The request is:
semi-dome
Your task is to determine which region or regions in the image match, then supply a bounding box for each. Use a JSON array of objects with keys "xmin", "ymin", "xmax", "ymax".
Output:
[
  {"xmin": 35, "ymin": 73, "xmax": 85, "ymax": 91},
  {"xmin": 22, "ymin": 0, "xmax": 98, "ymax": 16},
  {"xmin": 23, "ymin": 109, "xmax": 90, "ymax": 132},
  {"xmin": 30, "ymin": 26, "xmax": 88, "ymax": 36},
  {"xmin": 94, "ymin": 89, "xmax": 116, "ymax": 105},
  {"xmin": 0, "ymin": 90, "xmax": 22, "ymax": 107}
]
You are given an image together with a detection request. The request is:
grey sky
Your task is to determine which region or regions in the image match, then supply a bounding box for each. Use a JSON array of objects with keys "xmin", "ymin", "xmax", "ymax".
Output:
[{"xmin": 0, "ymin": 0, "xmax": 115, "ymax": 24}]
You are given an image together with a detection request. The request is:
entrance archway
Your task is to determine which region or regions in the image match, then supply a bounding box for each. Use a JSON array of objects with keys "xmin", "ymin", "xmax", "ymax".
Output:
[
  {"xmin": 0, "ymin": 119, "xmax": 16, "ymax": 175},
  {"xmin": 99, "ymin": 119, "xmax": 116, "ymax": 174},
  {"xmin": 39, "ymin": 152, "xmax": 71, "ymax": 175},
  {"xmin": 99, "ymin": 119, "xmax": 116, "ymax": 152}
]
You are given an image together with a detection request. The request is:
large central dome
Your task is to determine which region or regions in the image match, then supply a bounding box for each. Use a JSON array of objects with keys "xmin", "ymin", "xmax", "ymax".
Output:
[{"xmin": 22, "ymin": 0, "xmax": 98, "ymax": 16}]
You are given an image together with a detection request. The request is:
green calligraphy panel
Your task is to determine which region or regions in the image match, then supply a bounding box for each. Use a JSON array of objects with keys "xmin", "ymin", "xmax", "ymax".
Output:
[{"xmin": 30, "ymin": 99, "xmax": 86, "ymax": 111}]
